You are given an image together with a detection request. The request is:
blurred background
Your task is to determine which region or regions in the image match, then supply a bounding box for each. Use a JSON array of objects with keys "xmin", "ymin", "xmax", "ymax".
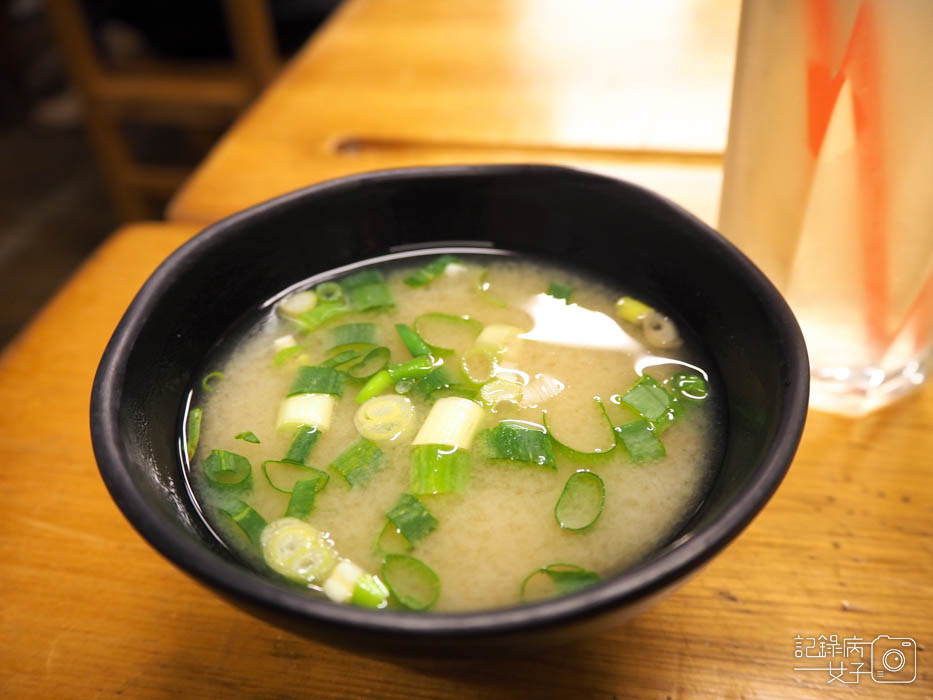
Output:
[{"xmin": 0, "ymin": 0, "xmax": 341, "ymax": 348}]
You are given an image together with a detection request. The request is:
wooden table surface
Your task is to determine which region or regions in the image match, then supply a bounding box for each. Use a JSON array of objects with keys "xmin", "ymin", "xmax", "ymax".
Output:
[
  {"xmin": 1, "ymin": 222, "xmax": 930, "ymax": 699},
  {"xmin": 4, "ymin": 1, "xmax": 932, "ymax": 697},
  {"xmin": 168, "ymin": 0, "xmax": 740, "ymax": 227}
]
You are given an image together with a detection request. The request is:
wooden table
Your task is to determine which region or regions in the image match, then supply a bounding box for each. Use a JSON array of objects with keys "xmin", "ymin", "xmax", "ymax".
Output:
[
  {"xmin": 1, "ymin": 222, "xmax": 931, "ymax": 698},
  {"xmin": 3, "ymin": 1, "xmax": 932, "ymax": 697},
  {"xmin": 168, "ymin": 0, "xmax": 741, "ymax": 227}
]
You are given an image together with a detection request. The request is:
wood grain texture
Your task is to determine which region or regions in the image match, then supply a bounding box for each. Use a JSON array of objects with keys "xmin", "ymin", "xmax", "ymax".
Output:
[
  {"xmin": 168, "ymin": 0, "xmax": 739, "ymax": 226},
  {"xmin": 0, "ymin": 222, "xmax": 930, "ymax": 698}
]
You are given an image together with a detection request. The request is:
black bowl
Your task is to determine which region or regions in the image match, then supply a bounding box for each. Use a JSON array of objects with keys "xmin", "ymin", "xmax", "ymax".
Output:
[{"xmin": 90, "ymin": 165, "xmax": 808, "ymax": 655}]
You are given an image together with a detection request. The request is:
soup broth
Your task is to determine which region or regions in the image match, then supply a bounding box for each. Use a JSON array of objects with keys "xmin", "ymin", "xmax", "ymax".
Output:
[{"xmin": 184, "ymin": 253, "xmax": 722, "ymax": 612}]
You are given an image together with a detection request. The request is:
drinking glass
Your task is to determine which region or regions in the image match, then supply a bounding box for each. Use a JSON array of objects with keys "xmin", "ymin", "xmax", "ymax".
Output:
[{"xmin": 719, "ymin": 0, "xmax": 933, "ymax": 416}]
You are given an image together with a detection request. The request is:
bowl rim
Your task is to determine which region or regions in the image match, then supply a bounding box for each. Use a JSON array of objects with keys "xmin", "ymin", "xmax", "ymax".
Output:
[{"xmin": 91, "ymin": 163, "xmax": 809, "ymax": 638}]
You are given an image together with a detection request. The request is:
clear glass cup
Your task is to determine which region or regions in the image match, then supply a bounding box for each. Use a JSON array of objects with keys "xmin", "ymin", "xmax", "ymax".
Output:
[{"xmin": 719, "ymin": 0, "xmax": 933, "ymax": 416}]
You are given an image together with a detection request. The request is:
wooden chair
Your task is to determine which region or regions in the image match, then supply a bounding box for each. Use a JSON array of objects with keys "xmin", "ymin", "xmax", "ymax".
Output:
[{"xmin": 46, "ymin": 0, "xmax": 281, "ymax": 220}]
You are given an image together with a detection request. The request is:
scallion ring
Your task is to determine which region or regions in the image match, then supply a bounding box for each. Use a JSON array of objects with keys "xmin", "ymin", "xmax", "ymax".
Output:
[
  {"xmin": 203, "ymin": 449, "xmax": 252, "ymax": 488},
  {"xmin": 346, "ymin": 346, "xmax": 391, "ymax": 380},
  {"xmin": 520, "ymin": 563, "xmax": 600, "ymax": 603},
  {"xmin": 460, "ymin": 346, "xmax": 497, "ymax": 384},
  {"xmin": 642, "ymin": 311, "xmax": 682, "ymax": 349},
  {"xmin": 315, "ymin": 281, "xmax": 343, "ymax": 303},
  {"xmin": 220, "ymin": 501, "xmax": 267, "ymax": 547},
  {"xmin": 554, "ymin": 470, "xmax": 605, "ymax": 531},
  {"xmin": 355, "ymin": 395, "xmax": 415, "ymax": 442},
  {"xmin": 320, "ymin": 348, "xmax": 362, "ymax": 369},
  {"xmin": 667, "ymin": 372, "xmax": 709, "ymax": 402},
  {"xmin": 261, "ymin": 517, "xmax": 337, "ymax": 584},
  {"xmin": 201, "ymin": 371, "xmax": 224, "ymax": 391},
  {"xmin": 329, "ymin": 323, "xmax": 378, "ymax": 349},
  {"xmin": 413, "ymin": 312, "xmax": 483, "ymax": 356},
  {"xmin": 279, "ymin": 290, "xmax": 317, "ymax": 317},
  {"xmin": 262, "ymin": 459, "xmax": 328, "ymax": 494},
  {"xmin": 542, "ymin": 400, "xmax": 617, "ymax": 460},
  {"xmin": 381, "ymin": 554, "xmax": 440, "ymax": 610},
  {"xmin": 185, "ymin": 407, "xmax": 202, "ymax": 461},
  {"xmin": 476, "ymin": 268, "xmax": 507, "ymax": 308},
  {"xmin": 376, "ymin": 520, "xmax": 414, "ymax": 556}
]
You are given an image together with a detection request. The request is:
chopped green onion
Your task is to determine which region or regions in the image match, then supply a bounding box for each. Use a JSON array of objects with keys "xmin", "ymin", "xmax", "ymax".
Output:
[
  {"xmin": 284, "ymin": 475, "xmax": 329, "ymax": 519},
  {"xmin": 666, "ymin": 372, "xmax": 709, "ymax": 402},
  {"xmin": 221, "ymin": 501, "xmax": 267, "ymax": 547},
  {"xmin": 320, "ymin": 348, "xmax": 362, "ymax": 368},
  {"xmin": 474, "ymin": 324, "xmax": 522, "ymax": 354},
  {"xmin": 543, "ymin": 400, "xmax": 617, "ymax": 458},
  {"xmin": 386, "ymin": 493, "xmax": 438, "ymax": 545},
  {"xmin": 185, "ymin": 407, "xmax": 202, "ymax": 460},
  {"xmin": 290, "ymin": 299, "xmax": 352, "ymax": 333},
  {"xmin": 615, "ymin": 295, "xmax": 653, "ymax": 323},
  {"xmin": 410, "ymin": 444, "xmax": 470, "ymax": 494},
  {"xmin": 235, "ymin": 431, "xmax": 260, "ymax": 444},
  {"xmin": 520, "ymin": 373, "xmax": 564, "ymax": 407},
  {"xmin": 411, "ymin": 366, "xmax": 455, "ymax": 397},
  {"xmin": 480, "ymin": 376, "xmax": 523, "ymax": 406},
  {"xmin": 263, "ymin": 459, "xmax": 328, "ymax": 493},
  {"xmin": 555, "ymin": 471, "xmax": 605, "ymax": 531},
  {"xmin": 321, "ymin": 561, "xmax": 389, "ymax": 608},
  {"xmin": 621, "ymin": 374, "xmax": 675, "ymax": 424},
  {"xmin": 412, "ymin": 396, "xmax": 484, "ymax": 450},
  {"xmin": 273, "ymin": 334, "xmax": 298, "ymax": 352},
  {"xmin": 203, "ymin": 449, "xmax": 252, "ymax": 488},
  {"xmin": 261, "ymin": 517, "xmax": 337, "ymax": 584},
  {"xmin": 481, "ymin": 422, "xmax": 556, "ymax": 468},
  {"xmin": 330, "ymin": 342, "xmax": 379, "ymax": 357},
  {"xmin": 352, "ymin": 573, "xmax": 390, "ymax": 609},
  {"xmin": 413, "ymin": 312, "xmax": 483, "ymax": 355},
  {"xmin": 520, "ymin": 563, "xmax": 600, "ymax": 602},
  {"xmin": 476, "ymin": 268, "xmax": 507, "ymax": 307},
  {"xmin": 322, "ymin": 559, "xmax": 365, "ymax": 603},
  {"xmin": 355, "ymin": 368, "xmax": 394, "ymax": 404},
  {"xmin": 330, "ymin": 438, "xmax": 385, "ymax": 488},
  {"xmin": 316, "ymin": 281, "xmax": 343, "ymax": 303},
  {"xmin": 381, "ymin": 554, "xmax": 440, "ymax": 610},
  {"xmin": 616, "ymin": 419, "xmax": 665, "ymax": 462},
  {"xmin": 354, "ymin": 395, "xmax": 415, "ymax": 441},
  {"xmin": 288, "ymin": 365, "xmax": 345, "ymax": 397},
  {"xmin": 283, "ymin": 424, "xmax": 320, "ymax": 464},
  {"xmin": 546, "ymin": 281, "xmax": 573, "ymax": 302},
  {"xmin": 329, "ymin": 323, "xmax": 378, "ymax": 349},
  {"xmin": 278, "ymin": 290, "xmax": 317, "ymax": 317},
  {"xmin": 642, "ymin": 311, "xmax": 682, "ymax": 349},
  {"xmin": 340, "ymin": 269, "xmax": 394, "ymax": 311},
  {"xmin": 411, "ymin": 366, "xmax": 477, "ymax": 401},
  {"xmin": 201, "ymin": 371, "xmax": 224, "ymax": 391},
  {"xmin": 387, "ymin": 354, "xmax": 436, "ymax": 381},
  {"xmin": 428, "ymin": 385, "xmax": 479, "ymax": 401},
  {"xmin": 460, "ymin": 346, "xmax": 496, "ymax": 384},
  {"xmin": 395, "ymin": 323, "xmax": 432, "ymax": 357},
  {"xmin": 346, "ymin": 346, "xmax": 391, "ymax": 379},
  {"xmin": 404, "ymin": 255, "xmax": 461, "ymax": 287},
  {"xmin": 277, "ymin": 393, "xmax": 335, "ymax": 432},
  {"xmin": 273, "ymin": 345, "xmax": 303, "ymax": 368},
  {"xmin": 376, "ymin": 520, "xmax": 413, "ymax": 555}
]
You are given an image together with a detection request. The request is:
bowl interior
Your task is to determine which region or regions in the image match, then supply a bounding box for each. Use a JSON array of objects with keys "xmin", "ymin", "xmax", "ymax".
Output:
[{"xmin": 92, "ymin": 165, "xmax": 807, "ymax": 651}]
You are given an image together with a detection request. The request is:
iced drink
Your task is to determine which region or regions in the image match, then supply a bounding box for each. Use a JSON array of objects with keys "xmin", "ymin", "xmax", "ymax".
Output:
[{"xmin": 719, "ymin": 0, "xmax": 933, "ymax": 415}]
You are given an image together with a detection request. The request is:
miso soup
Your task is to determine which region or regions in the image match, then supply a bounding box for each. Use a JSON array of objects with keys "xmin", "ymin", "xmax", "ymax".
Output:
[{"xmin": 183, "ymin": 253, "xmax": 722, "ymax": 612}]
